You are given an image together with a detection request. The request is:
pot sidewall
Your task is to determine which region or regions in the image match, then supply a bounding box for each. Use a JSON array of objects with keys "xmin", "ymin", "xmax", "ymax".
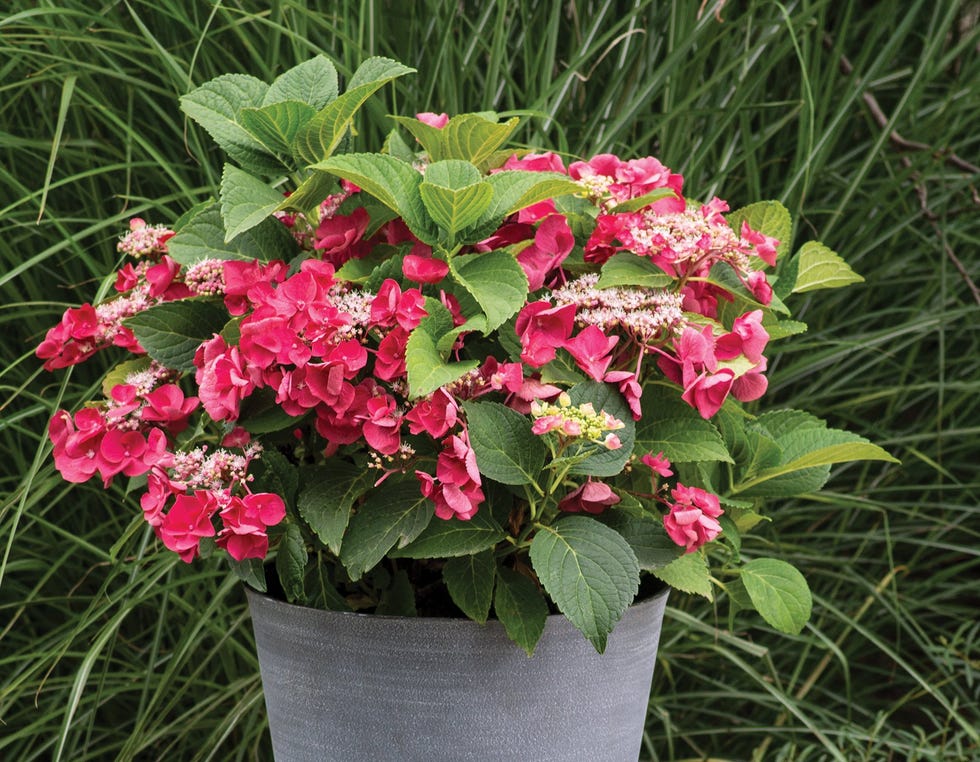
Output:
[{"xmin": 246, "ymin": 587, "xmax": 669, "ymax": 762}]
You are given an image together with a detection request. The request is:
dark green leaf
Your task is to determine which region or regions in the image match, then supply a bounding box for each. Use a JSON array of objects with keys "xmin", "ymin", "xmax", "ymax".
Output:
[
  {"xmin": 124, "ymin": 299, "xmax": 228, "ymax": 372},
  {"xmin": 462, "ymin": 400, "xmax": 547, "ymax": 486},
  {"xmin": 529, "ymin": 516, "xmax": 640, "ymax": 652},
  {"xmin": 339, "ymin": 477, "xmax": 434, "ymax": 580},
  {"xmin": 392, "ymin": 510, "xmax": 506, "ymax": 558},
  {"xmin": 275, "ymin": 522, "xmax": 308, "ymax": 604},
  {"xmin": 443, "ymin": 550, "xmax": 495, "ymax": 623},
  {"xmin": 493, "ymin": 567, "xmax": 548, "ymax": 657},
  {"xmin": 566, "ymin": 380, "xmax": 635, "ymax": 477},
  {"xmin": 297, "ymin": 462, "xmax": 369, "ymax": 555}
]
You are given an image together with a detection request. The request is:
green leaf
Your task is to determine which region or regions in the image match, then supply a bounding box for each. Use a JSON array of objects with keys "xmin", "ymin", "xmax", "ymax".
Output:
[
  {"xmin": 219, "ymin": 163, "xmax": 287, "ymax": 241},
  {"xmin": 167, "ymin": 202, "xmax": 298, "ymax": 265},
  {"xmin": 494, "ymin": 567, "xmax": 549, "ymax": 656},
  {"xmin": 597, "ymin": 253, "xmax": 673, "ymax": 290},
  {"xmin": 405, "ymin": 302, "xmax": 480, "ymax": 398},
  {"xmin": 651, "ymin": 551, "xmax": 713, "ymax": 599},
  {"xmin": 101, "ymin": 357, "xmax": 151, "ymax": 397},
  {"xmin": 263, "ymin": 55, "xmax": 338, "ymax": 109},
  {"xmin": 392, "ymin": 113, "xmax": 521, "ymax": 170},
  {"xmin": 635, "ymin": 416, "xmax": 733, "ymax": 463},
  {"xmin": 275, "ymin": 522, "xmax": 308, "ymax": 604},
  {"xmin": 530, "ymin": 516, "xmax": 640, "ymax": 652},
  {"xmin": 791, "ymin": 241, "xmax": 864, "ymax": 293},
  {"xmin": 609, "ymin": 187, "xmax": 678, "ymax": 212},
  {"xmin": 292, "ymin": 57, "xmax": 414, "ymax": 166},
  {"xmin": 443, "ymin": 550, "xmax": 496, "ymax": 623},
  {"xmin": 601, "ymin": 510, "xmax": 682, "ymax": 570},
  {"xmin": 734, "ymin": 409, "xmax": 897, "ymax": 495},
  {"xmin": 391, "ymin": 510, "xmax": 506, "ymax": 558},
  {"xmin": 375, "ymin": 569, "xmax": 417, "ymax": 616},
  {"xmin": 312, "ymin": 153, "xmax": 436, "ymax": 243},
  {"xmin": 462, "ymin": 400, "xmax": 547, "ymax": 486},
  {"xmin": 339, "ymin": 477, "xmax": 434, "ymax": 580},
  {"xmin": 481, "ymin": 170, "xmax": 580, "ymax": 221},
  {"xmin": 252, "ymin": 448, "xmax": 299, "ymax": 505},
  {"xmin": 448, "ymin": 250, "xmax": 529, "ymax": 331},
  {"xmin": 726, "ymin": 200, "xmax": 792, "ymax": 263},
  {"xmin": 179, "ymin": 74, "xmax": 282, "ymax": 175},
  {"xmin": 566, "ymin": 380, "xmax": 635, "ymax": 477},
  {"xmin": 297, "ymin": 462, "xmax": 369, "ymax": 555},
  {"xmin": 236, "ymin": 388, "xmax": 302, "ymax": 434},
  {"xmin": 228, "ymin": 557, "xmax": 266, "ymax": 593},
  {"xmin": 124, "ymin": 300, "xmax": 228, "ymax": 372},
  {"xmin": 740, "ymin": 558, "xmax": 812, "ymax": 634},
  {"xmin": 238, "ymin": 101, "xmax": 316, "ymax": 160},
  {"xmin": 418, "ymin": 160, "xmax": 494, "ymax": 240}
]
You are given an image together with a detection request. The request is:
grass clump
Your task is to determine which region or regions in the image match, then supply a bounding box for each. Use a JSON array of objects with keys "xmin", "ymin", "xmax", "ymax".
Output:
[{"xmin": 2, "ymin": 1, "xmax": 977, "ymax": 760}]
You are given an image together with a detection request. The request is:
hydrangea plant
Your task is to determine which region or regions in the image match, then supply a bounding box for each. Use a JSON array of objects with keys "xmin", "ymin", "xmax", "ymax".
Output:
[{"xmin": 37, "ymin": 56, "xmax": 896, "ymax": 654}]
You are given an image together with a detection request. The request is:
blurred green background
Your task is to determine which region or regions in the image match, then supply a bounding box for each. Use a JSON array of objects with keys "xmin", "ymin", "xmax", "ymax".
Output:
[{"xmin": 1, "ymin": 2, "xmax": 977, "ymax": 760}]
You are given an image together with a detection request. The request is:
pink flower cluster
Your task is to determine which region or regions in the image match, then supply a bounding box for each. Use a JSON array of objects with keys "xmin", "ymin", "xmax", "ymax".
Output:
[
  {"xmin": 39, "ymin": 141, "xmax": 778, "ymax": 566},
  {"xmin": 662, "ymin": 484, "xmax": 724, "ymax": 553},
  {"xmin": 36, "ymin": 218, "xmax": 220, "ymax": 370}
]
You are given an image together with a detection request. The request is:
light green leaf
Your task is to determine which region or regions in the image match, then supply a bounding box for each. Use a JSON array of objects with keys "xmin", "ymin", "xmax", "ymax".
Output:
[
  {"xmin": 482, "ymin": 170, "xmax": 580, "ymax": 220},
  {"xmin": 392, "ymin": 510, "xmax": 505, "ymax": 558},
  {"xmin": 597, "ymin": 253, "xmax": 673, "ymax": 290},
  {"xmin": 297, "ymin": 462, "xmax": 369, "ymax": 555},
  {"xmin": 651, "ymin": 551, "xmax": 713, "ymax": 599},
  {"xmin": 219, "ymin": 164, "xmax": 287, "ymax": 241},
  {"xmin": 124, "ymin": 300, "xmax": 228, "ymax": 372},
  {"xmin": 275, "ymin": 522, "xmax": 308, "ymax": 604},
  {"xmin": 529, "ymin": 516, "xmax": 640, "ymax": 652},
  {"xmin": 494, "ymin": 567, "xmax": 549, "ymax": 656},
  {"xmin": 393, "ymin": 113, "xmax": 521, "ymax": 170},
  {"xmin": 443, "ymin": 550, "xmax": 496, "ymax": 623},
  {"xmin": 734, "ymin": 409, "xmax": 897, "ymax": 494},
  {"xmin": 792, "ymin": 241, "xmax": 864, "ymax": 293},
  {"xmin": 448, "ymin": 250, "xmax": 529, "ymax": 331},
  {"xmin": 179, "ymin": 74, "xmax": 282, "ymax": 175},
  {"xmin": 292, "ymin": 57, "xmax": 414, "ymax": 166},
  {"xmin": 405, "ymin": 324, "xmax": 480, "ymax": 400},
  {"xmin": 238, "ymin": 101, "xmax": 316, "ymax": 159},
  {"xmin": 263, "ymin": 55, "xmax": 339, "ymax": 109},
  {"xmin": 740, "ymin": 558, "xmax": 812, "ymax": 634},
  {"xmin": 312, "ymin": 153, "xmax": 436, "ymax": 243},
  {"xmin": 726, "ymin": 200, "xmax": 792, "ymax": 263},
  {"xmin": 462, "ymin": 400, "xmax": 547, "ymax": 486},
  {"xmin": 339, "ymin": 477, "xmax": 434, "ymax": 580},
  {"xmin": 419, "ymin": 160, "xmax": 494, "ymax": 240},
  {"xmin": 609, "ymin": 187, "xmax": 678, "ymax": 212}
]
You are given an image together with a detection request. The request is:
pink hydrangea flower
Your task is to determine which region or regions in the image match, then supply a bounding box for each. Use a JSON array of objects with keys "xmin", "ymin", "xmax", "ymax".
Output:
[
  {"xmin": 663, "ymin": 484, "xmax": 724, "ymax": 553},
  {"xmin": 557, "ymin": 481, "xmax": 621, "ymax": 515},
  {"xmin": 416, "ymin": 111, "xmax": 449, "ymax": 129}
]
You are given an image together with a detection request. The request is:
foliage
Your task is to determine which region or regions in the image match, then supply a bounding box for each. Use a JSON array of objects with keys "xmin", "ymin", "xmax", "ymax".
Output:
[{"xmin": 1, "ymin": 2, "xmax": 977, "ymax": 760}]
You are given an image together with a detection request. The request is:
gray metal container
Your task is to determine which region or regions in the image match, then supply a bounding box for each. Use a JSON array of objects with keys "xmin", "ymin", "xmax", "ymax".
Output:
[{"xmin": 246, "ymin": 586, "xmax": 669, "ymax": 761}]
